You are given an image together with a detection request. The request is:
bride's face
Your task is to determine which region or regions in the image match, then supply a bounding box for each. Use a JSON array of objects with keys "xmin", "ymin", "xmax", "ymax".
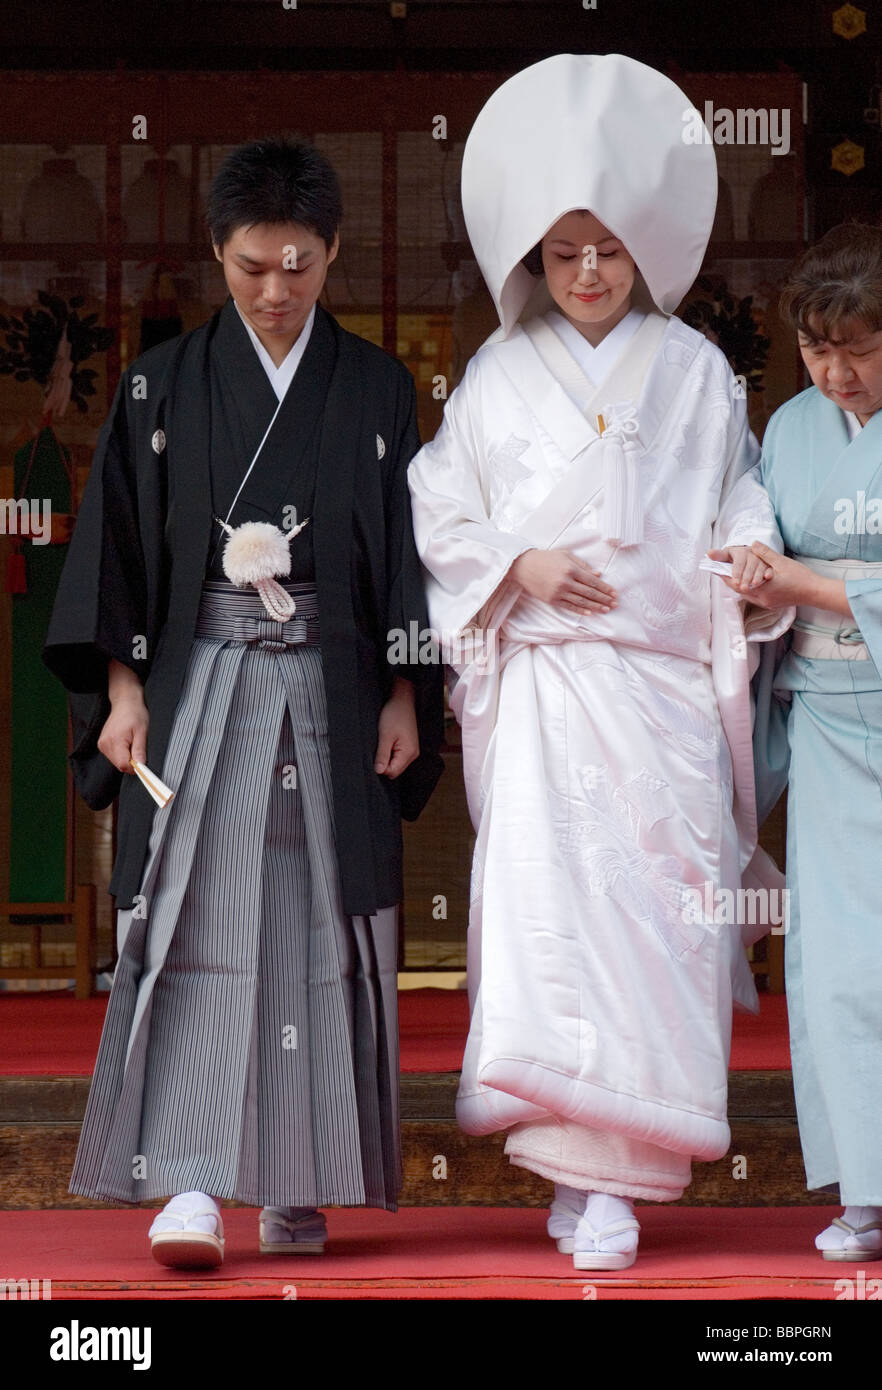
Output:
[{"xmin": 541, "ymin": 210, "xmax": 636, "ymax": 344}]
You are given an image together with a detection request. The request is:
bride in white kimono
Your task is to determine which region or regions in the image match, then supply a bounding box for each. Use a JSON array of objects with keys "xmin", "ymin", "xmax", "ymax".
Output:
[{"xmin": 407, "ymin": 54, "xmax": 794, "ymax": 1271}]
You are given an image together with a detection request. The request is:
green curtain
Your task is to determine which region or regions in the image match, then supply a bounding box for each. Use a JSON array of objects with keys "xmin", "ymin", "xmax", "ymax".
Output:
[{"xmin": 10, "ymin": 426, "xmax": 71, "ymax": 904}]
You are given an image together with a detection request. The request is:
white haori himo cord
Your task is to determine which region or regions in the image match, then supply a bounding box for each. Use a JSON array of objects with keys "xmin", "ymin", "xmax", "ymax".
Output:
[
  {"xmin": 598, "ymin": 400, "xmax": 642, "ymax": 546},
  {"xmin": 213, "ymin": 391, "xmax": 311, "ymax": 622}
]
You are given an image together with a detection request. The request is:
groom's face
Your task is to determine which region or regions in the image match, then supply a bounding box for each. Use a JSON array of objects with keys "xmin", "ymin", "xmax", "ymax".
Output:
[{"xmin": 213, "ymin": 220, "xmax": 339, "ymax": 349}]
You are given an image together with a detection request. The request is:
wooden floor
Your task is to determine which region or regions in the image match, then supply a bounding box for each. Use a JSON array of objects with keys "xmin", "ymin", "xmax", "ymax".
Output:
[{"xmin": 0, "ymin": 1069, "xmax": 827, "ymax": 1210}]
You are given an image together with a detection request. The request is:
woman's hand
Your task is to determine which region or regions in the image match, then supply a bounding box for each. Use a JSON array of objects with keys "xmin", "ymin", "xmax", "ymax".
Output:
[
  {"xmin": 510, "ymin": 547, "xmax": 617, "ymax": 615},
  {"xmin": 738, "ymin": 540, "xmax": 855, "ymax": 617},
  {"xmin": 374, "ymin": 677, "xmax": 419, "ymax": 778},
  {"xmin": 98, "ymin": 659, "xmax": 149, "ymax": 773},
  {"xmin": 707, "ymin": 545, "xmax": 773, "ymax": 593}
]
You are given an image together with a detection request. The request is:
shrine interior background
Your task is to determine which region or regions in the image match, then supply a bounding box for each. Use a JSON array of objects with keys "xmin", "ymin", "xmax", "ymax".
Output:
[{"xmin": 0, "ymin": 0, "xmax": 879, "ymax": 989}]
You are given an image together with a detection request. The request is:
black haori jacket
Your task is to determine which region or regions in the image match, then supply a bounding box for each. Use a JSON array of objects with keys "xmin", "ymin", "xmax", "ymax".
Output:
[{"xmin": 43, "ymin": 298, "xmax": 444, "ymax": 914}]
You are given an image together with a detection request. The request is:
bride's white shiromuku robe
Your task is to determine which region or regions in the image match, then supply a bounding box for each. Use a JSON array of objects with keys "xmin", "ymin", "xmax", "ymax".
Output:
[
  {"xmin": 408, "ymin": 307, "xmax": 793, "ymax": 1199},
  {"xmin": 757, "ymin": 388, "xmax": 882, "ymax": 1206}
]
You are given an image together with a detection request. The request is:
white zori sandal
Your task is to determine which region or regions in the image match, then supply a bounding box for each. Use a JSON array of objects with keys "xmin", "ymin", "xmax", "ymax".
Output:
[
  {"xmin": 259, "ymin": 1207, "xmax": 327, "ymax": 1255},
  {"xmin": 148, "ymin": 1191, "xmax": 224, "ymax": 1269},
  {"xmin": 816, "ymin": 1208, "xmax": 882, "ymax": 1262},
  {"xmin": 572, "ymin": 1192, "xmax": 641, "ymax": 1272},
  {"xmin": 573, "ymin": 1216, "xmax": 641, "ymax": 1271}
]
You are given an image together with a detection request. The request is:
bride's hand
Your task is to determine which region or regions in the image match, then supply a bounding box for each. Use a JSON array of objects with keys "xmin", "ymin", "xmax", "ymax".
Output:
[
  {"xmin": 707, "ymin": 545, "xmax": 773, "ymax": 593},
  {"xmin": 510, "ymin": 548, "xmax": 618, "ymax": 616},
  {"xmin": 738, "ymin": 541, "xmax": 834, "ymax": 611}
]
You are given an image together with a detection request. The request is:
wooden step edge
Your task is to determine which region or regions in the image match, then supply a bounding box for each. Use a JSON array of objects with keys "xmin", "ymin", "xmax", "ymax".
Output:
[
  {"xmin": 0, "ymin": 1118, "xmax": 829, "ymax": 1210},
  {"xmin": 0, "ymin": 1070, "xmax": 797, "ymax": 1123}
]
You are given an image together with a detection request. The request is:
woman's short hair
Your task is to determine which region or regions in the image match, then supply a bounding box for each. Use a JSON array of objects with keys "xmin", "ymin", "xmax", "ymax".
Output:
[
  {"xmin": 206, "ymin": 135, "xmax": 342, "ymax": 250},
  {"xmin": 779, "ymin": 222, "xmax": 882, "ymax": 343}
]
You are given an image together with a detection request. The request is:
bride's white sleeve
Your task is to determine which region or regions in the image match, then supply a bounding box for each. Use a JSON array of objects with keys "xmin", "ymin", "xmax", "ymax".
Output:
[
  {"xmin": 407, "ymin": 355, "xmax": 535, "ymax": 640},
  {"xmin": 712, "ymin": 358, "xmax": 795, "ymax": 645}
]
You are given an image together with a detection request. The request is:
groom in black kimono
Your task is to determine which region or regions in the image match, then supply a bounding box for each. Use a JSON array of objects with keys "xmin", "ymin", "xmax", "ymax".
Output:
[{"xmin": 44, "ymin": 136, "xmax": 444, "ymax": 1266}]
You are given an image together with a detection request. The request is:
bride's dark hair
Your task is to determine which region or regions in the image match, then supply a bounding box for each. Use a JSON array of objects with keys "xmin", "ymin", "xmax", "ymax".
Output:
[{"xmin": 521, "ymin": 242, "xmax": 544, "ymax": 276}]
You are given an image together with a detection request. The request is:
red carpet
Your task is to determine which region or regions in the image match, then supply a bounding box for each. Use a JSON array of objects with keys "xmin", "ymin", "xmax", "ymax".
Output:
[
  {"xmin": 0, "ymin": 988, "xmax": 791, "ymax": 1075},
  {"xmin": 0, "ymin": 1205, "xmax": 851, "ymax": 1300}
]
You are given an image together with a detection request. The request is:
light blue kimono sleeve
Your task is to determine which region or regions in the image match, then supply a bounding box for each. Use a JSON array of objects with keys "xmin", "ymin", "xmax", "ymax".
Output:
[
  {"xmin": 752, "ymin": 633, "xmax": 792, "ymax": 825},
  {"xmin": 845, "ymin": 577, "xmax": 882, "ymax": 674},
  {"xmin": 751, "ymin": 404, "xmax": 793, "ymax": 827}
]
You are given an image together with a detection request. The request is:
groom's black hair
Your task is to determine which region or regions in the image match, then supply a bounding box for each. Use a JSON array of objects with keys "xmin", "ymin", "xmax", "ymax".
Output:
[{"xmin": 206, "ymin": 135, "xmax": 342, "ymax": 251}]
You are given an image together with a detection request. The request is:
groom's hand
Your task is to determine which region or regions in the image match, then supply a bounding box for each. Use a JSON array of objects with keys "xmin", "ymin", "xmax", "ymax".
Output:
[{"xmin": 374, "ymin": 678, "xmax": 419, "ymax": 778}]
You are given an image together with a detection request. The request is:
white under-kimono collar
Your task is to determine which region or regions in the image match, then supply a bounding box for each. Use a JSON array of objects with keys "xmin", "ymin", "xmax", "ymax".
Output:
[
  {"xmin": 546, "ymin": 307, "xmax": 647, "ymax": 389},
  {"xmin": 843, "ymin": 407, "xmax": 863, "ymax": 439},
  {"xmin": 234, "ymin": 299, "xmax": 316, "ymax": 401}
]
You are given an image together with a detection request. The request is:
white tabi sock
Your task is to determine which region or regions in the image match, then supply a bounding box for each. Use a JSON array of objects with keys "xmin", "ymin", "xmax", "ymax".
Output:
[{"xmin": 547, "ymin": 1183, "xmax": 586, "ymax": 1240}]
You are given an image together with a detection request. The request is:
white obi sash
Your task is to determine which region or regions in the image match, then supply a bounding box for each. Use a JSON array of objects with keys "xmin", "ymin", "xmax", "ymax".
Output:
[{"xmin": 791, "ymin": 556, "xmax": 882, "ymax": 660}]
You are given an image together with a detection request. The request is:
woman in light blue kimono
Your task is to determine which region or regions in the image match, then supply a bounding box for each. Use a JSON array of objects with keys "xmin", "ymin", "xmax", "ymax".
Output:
[{"xmin": 747, "ymin": 222, "xmax": 882, "ymax": 1260}]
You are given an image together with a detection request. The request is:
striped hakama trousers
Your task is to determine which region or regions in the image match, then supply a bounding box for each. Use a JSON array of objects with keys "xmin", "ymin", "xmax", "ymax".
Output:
[{"xmin": 69, "ymin": 581, "xmax": 402, "ymax": 1210}]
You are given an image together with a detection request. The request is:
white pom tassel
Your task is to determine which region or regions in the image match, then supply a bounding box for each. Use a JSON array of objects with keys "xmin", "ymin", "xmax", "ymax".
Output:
[
  {"xmin": 599, "ymin": 404, "xmax": 642, "ymax": 546},
  {"xmin": 215, "ymin": 516, "xmax": 311, "ymax": 621},
  {"xmin": 220, "ymin": 521, "xmax": 293, "ymax": 586}
]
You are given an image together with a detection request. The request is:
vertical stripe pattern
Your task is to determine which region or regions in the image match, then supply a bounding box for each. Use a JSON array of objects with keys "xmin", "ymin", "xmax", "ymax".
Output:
[{"xmin": 69, "ymin": 586, "xmax": 401, "ymax": 1210}]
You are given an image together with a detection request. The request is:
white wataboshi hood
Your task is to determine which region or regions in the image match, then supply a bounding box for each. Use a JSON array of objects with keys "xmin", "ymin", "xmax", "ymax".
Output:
[{"xmin": 461, "ymin": 53, "xmax": 718, "ymax": 338}]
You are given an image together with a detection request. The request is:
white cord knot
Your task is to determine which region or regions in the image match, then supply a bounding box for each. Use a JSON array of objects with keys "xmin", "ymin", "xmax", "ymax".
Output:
[{"xmin": 602, "ymin": 400, "xmax": 640, "ymax": 440}]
